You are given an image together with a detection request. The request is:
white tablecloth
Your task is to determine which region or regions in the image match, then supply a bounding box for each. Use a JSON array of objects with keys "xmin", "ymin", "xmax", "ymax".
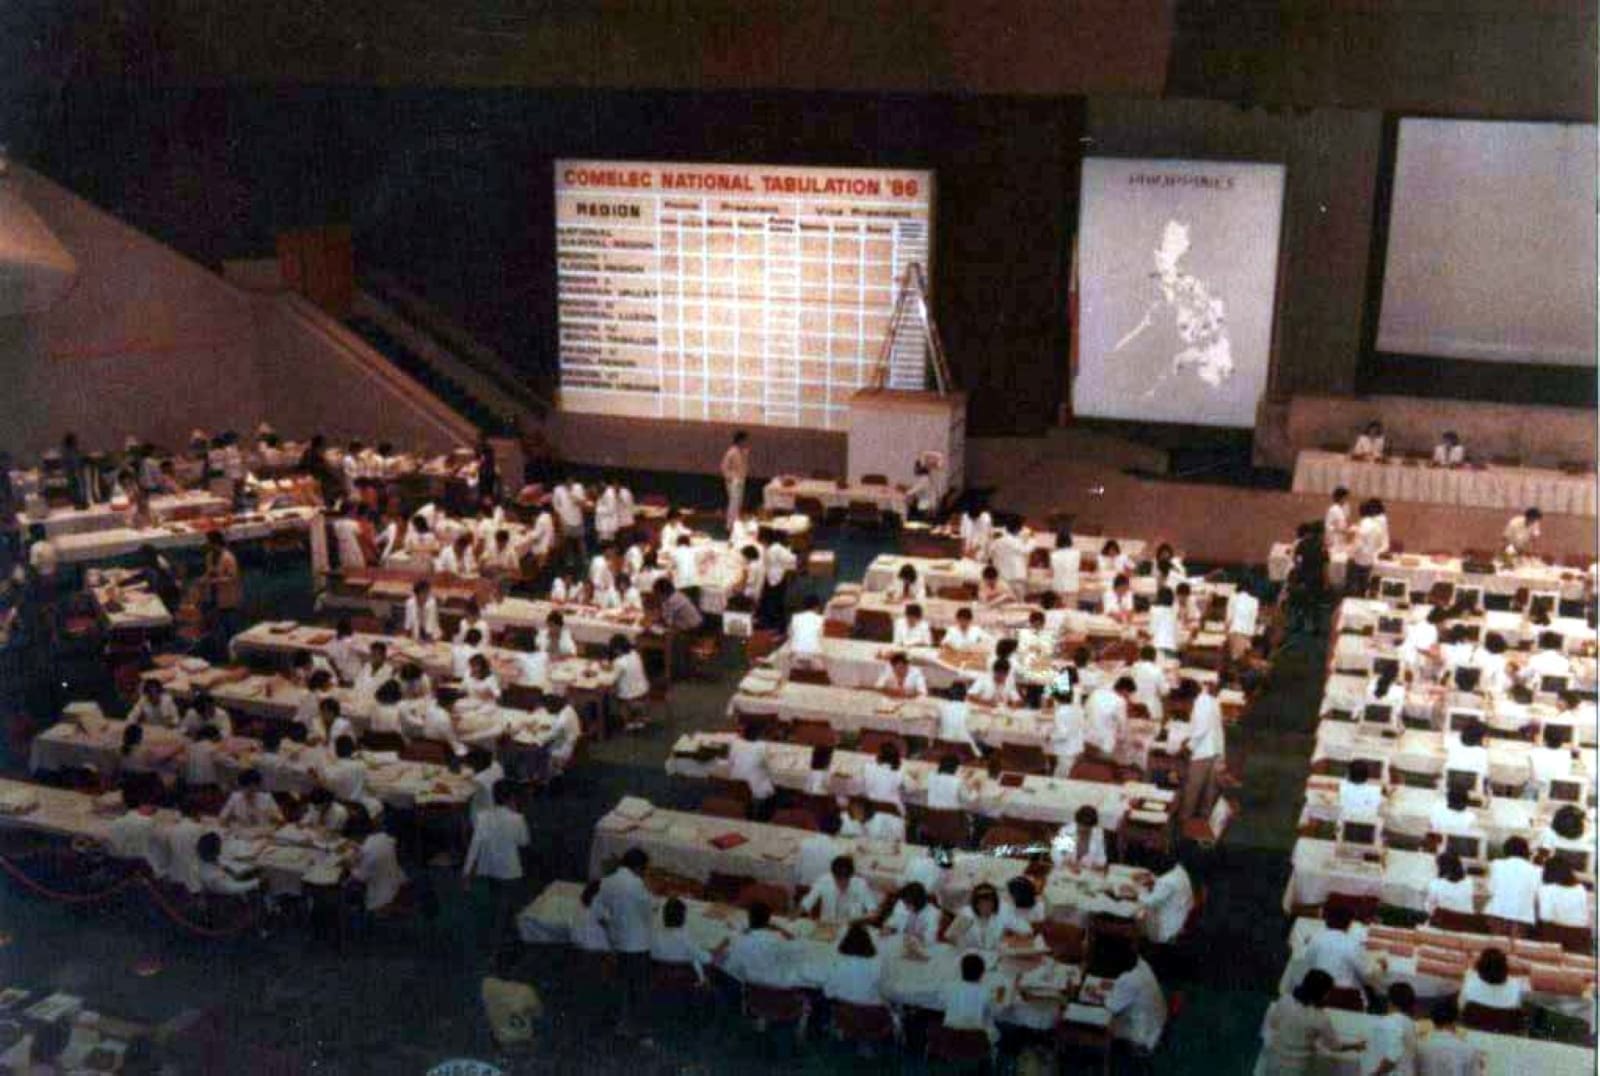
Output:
[
  {"xmin": 762, "ymin": 478, "xmax": 909, "ymax": 520},
  {"xmin": 1268, "ymin": 545, "xmax": 1593, "ymax": 601},
  {"xmin": 1291, "ymin": 450, "xmax": 1597, "ymax": 517},
  {"xmin": 49, "ymin": 507, "xmax": 318, "ymax": 566}
]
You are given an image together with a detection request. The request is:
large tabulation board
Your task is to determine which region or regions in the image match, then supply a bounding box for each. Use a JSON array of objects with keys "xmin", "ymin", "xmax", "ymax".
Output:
[{"xmin": 555, "ymin": 160, "xmax": 934, "ymax": 432}]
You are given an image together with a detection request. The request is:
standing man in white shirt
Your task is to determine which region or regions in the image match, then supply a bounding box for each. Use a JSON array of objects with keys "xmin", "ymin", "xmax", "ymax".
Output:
[
  {"xmin": 721, "ymin": 430, "xmax": 750, "ymax": 532},
  {"xmin": 799, "ymin": 855, "xmax": 877, "ymax": 924},
  {"xmin": 403, "ymin": 579, "xmax": 442, "ymax": 642},
  {"xmin": 1103, "ymin": 939, "xmax": 1167, "ymax": 1065},
  {"xmin": 1483, "ymin": 836, "xmax": 1540, "ymax": 934},
  {"xmin": 551, "ymin": 481, "xmax": 586, "ymax": 574},
  {"xmin": 1347, "ymin": 500, "xmax": 1388, "ymax": 597},
  {"xmin": 758, "ymin": 535, "xmax": 798, "ymax": 630},
  {"xmin": 1224, "ymin": 581, "xmax": 1260, "ymax": 666},
  {"xmin": 1177, "ymin": 678, "xmax": 1226, "ymax": 821},
  {"xmin": 788, "ymin": 594, "xmax": 826, "ymax": 667},
  {"xmin": 1324, "ymin": 487, "xmax": 1352, "ymax": 547},
  {"xmin": 1050, "ymin": 528, "xmax": 1082, "ymax": 600},
  {"xmin": 461, "ymin": 781, "xmax": 531, "ymax": 962},
  {"xmin": 1503, "ymin": 507, "xmax": 1542, "ymax": 558},
  {"xmin": 597, "ymin": 847, "xmax": 655, "ymax": 1036},
  {"xmin": 989, "ymin": 523, "xmax": 1031, "ymax": 593}
]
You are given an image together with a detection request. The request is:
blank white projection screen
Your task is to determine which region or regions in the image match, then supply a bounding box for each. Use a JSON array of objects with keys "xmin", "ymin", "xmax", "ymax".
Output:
[
  {"xmin": 1075, "ymin": 158, "xmax": 1285, "ymax": 428},
  {"xmin": 1378, "ymin": 119, "xmax": 1597, "ymax": 366}
]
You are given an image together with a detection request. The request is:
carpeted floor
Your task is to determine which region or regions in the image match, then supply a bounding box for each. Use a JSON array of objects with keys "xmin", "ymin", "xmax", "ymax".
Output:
[{"xmin": 0, "ymin": 475, "xmax": 1336, "ymax": 1074}]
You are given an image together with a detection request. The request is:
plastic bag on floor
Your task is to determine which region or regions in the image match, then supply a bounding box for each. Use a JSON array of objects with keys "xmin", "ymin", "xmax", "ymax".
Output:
[{"xmin": 480, "ymin": 976, "xmax": 543, "ymax": 1049}]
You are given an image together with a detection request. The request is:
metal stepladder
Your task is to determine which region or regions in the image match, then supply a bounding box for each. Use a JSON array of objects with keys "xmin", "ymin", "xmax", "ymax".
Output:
[{"xmin": 869, "ymin": 262, "xmax": 954, "ymax": 395}]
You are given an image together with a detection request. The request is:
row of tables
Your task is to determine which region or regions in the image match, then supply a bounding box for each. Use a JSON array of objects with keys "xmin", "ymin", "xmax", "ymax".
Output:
[{"xmin": 1291, "ymin": 449, "xmax": 1598, "ymax": 518}]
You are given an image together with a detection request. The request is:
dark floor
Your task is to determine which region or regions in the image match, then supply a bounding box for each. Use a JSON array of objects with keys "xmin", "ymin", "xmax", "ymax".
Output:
[{"xmin": 0, "ymin": 478, "xmax": 1330, "ymax": 1074}]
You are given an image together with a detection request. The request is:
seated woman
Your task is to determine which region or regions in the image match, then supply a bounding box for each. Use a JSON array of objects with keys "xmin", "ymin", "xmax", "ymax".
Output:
[
  {"xmin": 1431, "ymin": 430, "xmax": 1466, "ymax": 467},
  {"xmin": 1351, "ymin": 421, "xmax": 1386, "ymax": 460},
  {"xmin": 944, "ymin": 882, "xmax": 1032, "ymax": 951},
  {"xmin": 1459, "ymin": 947, "xmax": 1524, "ymax": 1011},
  {"xmin": 1051, "ymin": 805, "xmax": 1108, "ymax": 869}
]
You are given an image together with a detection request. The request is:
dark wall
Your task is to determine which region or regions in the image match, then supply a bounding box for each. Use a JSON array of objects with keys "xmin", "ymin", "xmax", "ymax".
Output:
[{"xmin": 16, "ymin": 87, "xmax": 1082, "ymax": 435}]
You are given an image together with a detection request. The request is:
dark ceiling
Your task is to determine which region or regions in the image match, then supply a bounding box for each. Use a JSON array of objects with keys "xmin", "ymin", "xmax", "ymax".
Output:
[{"xmin": 3, "ymin": 1, "xmax": 1595, "ymax": 121}]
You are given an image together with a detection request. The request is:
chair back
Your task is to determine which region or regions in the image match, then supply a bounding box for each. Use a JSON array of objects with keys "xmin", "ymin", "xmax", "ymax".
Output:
[
  {"xmin": 699, "ymin": 795, "xmax": 749, "ymax": 821},
  {"xmin": 704, "ymin": 871, "xmax": 754, "ymax": 904},
  {"xmin": 833, "ymin": 1001, "xmax": 895, "ymax": 1042},
  {"xmin": 1324, "ymin": 986, "xmax": 1366, "ymax": 1012},
  {"xmin": 1428, "ymin": 907, "xmax": 1491, "ymax": 935},
  {"xmin": 770, "ymin": 807, "xmax": 820, "ymax": 832},
  {"xmin": 926, "ymin": 1023, "xmax": 991, "ymax": 1063},
  {"xmin": 1535, "ymin": 922, "xmax": 1595, "ymax": 955},
  {"xmin": 915, "ymin": 807, "xmax": 968, "ymax": 849},
  {"xmin": 996, "ymin": 742, "xmax": 1049, "ymax": 776},
  {"xmin": 787, "ymin": 718, "xmax": 838, "ymax": 746},
  {"xmin": 735, "ymin": 881, "xmax": 792, "ymax": 915},
  {"xmin": 854, "ymin": 609, "xmax": 895, "ymax": 643},
  {"xmin": 788, "ymin": 667, "xmax": 833, "ymax": 687},
  {"xmin": 745, "ymin": 984, "xmax": 807, "ymax": 1024},
  {"xmin": 1460, "ymin": 1002, "xmax": 1527, "ymax": 1034}
]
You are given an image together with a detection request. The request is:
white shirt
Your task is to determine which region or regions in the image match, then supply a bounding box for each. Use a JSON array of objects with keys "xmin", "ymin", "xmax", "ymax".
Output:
[
  {"xmin": 1352, "ymin": 516, "xmax": 1387, "ymax": 568},
  {"xmin": 596, "ymin": 865, "xmax": 654, "ymax": 953},
  {"xmin": 219, "ymin": 789, "xmax": 282, "ymax": 829},
  {"xmin": 1183, "ymin": 691, "xmax": 1225, "ymax": 761},
  {"xmin": 1459, "ymin": 971, "xmax": 1524, "ymax": 1010},
  {"xmin": 129, "ymin": 694, "xmax": 181, "ymax": 727},
  {"xmin": 1537, "ymin": 882, "xmax": 1589, "ymax": 927},
  {"xmin": 764, "ymin": 542, "xmax": 798, "ymax": 587},
  {"xmin": 1503, "ymin": 514, "xmax": 1539, "ymax": 553},
  {"xmin": 572, "ymin": 899, "xmax": 611, "ymax": 953},
  {"xmin": 1130, "ymin": 660, "xmax": 1166, "ymax": 719},
  {"xmin": 1527, "ymin": 746, "xmax": 1573, "ymax": 785},
  {"xmin": 1226, "ymin": 591, "xmax": 1259, "ymax": 637},
  {"xmin": 537, "ymin": 625, "xmax": 577, "ymax": 658},
  {"xmin": 1051, "ymin": 703, "xmax": 1085, "ymax": 760},
  {"xmin": 862, "ymin": 761, "xmax": 904, "ymax": 806},
  {"xmin": 612, "ymin": 650, "xmax": 649, "ymax": 702},
  {"xmin": 990, "ymin": 532, "xmax": 1030, "ymax": 584},
  {"xmin": 1139, "ymin": 865, "xmax": 1194, "ymax": 944},
  {"xmin": 1325, "ymin": 501, "xmax": 1350, "ymax": 539},
  {"xmin": 404, "ymin": 595, "xmax": 441, "ymax": 641},
  {"xmin": 1485, "ymin": 856, "xmax": 1540, "ymax": 923},
  {"xmin": 797, "ymin": 834, "xmax": 841, "ymax": 885},
  {"xmin": 1050, "ymin": 546, "xmax": 1082, "ymax": 593},
  {"xmin": 552, "ymin": 484, "xmax": 583, "ymax": 529},
  {"xmin": 789, "ymin": 610, "xmax": 825, "ymax": 657},
  {"xmin": 1102, "ymin": 589, "xmax": 1135, "ymax": 618},
  {"xmin": 1106, "ymin": 958, "xmax": 1166, "ymax": 1052},
  {"xmin": 823, "ymin": 954, "xmax": 885, "ymax": 1006},
  {"xmin": 865, "ymin": 812, "xmax": 906, "ymax": 843},
  {"xmin": 547, "ymin": 705, "xmax": 582, "ymax": 767},
  {"xmin": 885, "ymin": 900, "xmax": 941, "ymax": 942},
  {"xmin": 1085, "ymin": 687, "xmax": 1126, "ymax": 752},
  {"xmin": 943, "ymin": 978, "xmax": 1001, "ymax": 1041},
  {"xmin": 1433, "ymin": 443, "xmax": 1465, "ymax": 466},
  {"xmin": 1425, "ymin": 876, "xmax": 1477, "ymax": 916},
  {"xmin": 651, "ymin": 925, "xmax": 710, "ymax": 981},
  {"xmin": 1352, "ymin": 433, "xmax": 1385, "ymax": 459},
  {"xmin": 1338, "ymin": 780, "xmax": 1384, "ymax": 819},
  {"xmin": 936, "ymin": 699, "xmax": 981, "ymax": 752},
  {"xmin": 669, "ymin": 544, "xmax": 700, "ymax": 588},
  {"xmin": 894, "ymin": 617, "xmax": 933, "ymax": 648},
  {"xmin": 875, "ymin": 665, "xmax": 928, "ymax": 697},
  {"xmin": 1417, "ymin": 1027, "xmax": 1484, "ymax": 1076},
  {"xmin": 528, "ymin": 513, "xmax": 555, "ymax": 556},
  {"xmin": 28, "ymin": 538, "xmax": 58, "ymax": 577},
  {"xmin": 942, "ymin": 623, "xmax": 992, "ymax": 651},
  {"xmin": 724, "ymin": 929, "xmax": 795, "ymax": 988},
  {"xmin": 1303, "ymin": 926, "xmax": 1370, "ymax": 988},
  {"xmin": 1148, "ymin": 605, "xmax": 1180, "ymax": 653},
  {"xmin": 926, "ymin": 771, "xmax": 969, "ymax": 810},
  {"xmin": 1445, "ymin": 739, "xmax": 1489, "ymax": 779},
  {"xmin": 951, "ymin": 906, "xmax": 1030, "ymax": 951},
  {"xmin": 1428, "ymin": 802, "xmax": 1478, "ymax": 836},
  {"xmin": 462, "ymin": 805, "xmax": 530, "ymax": 881},
  {"xmin": 728, "ymin": 737, "xmax": 775, "ymax": 800},
  {"xmin": 967, "ymin": 675, "xmax": 1021, "ymax": 708},
  {"xmin": 332, "ymin": 517, "xmax": 366, "ymax": 569},
  {"xmin": 1050, "ymin": 825, "xmax": 1107, "ymax": 869},
  {"xmin": 593, "ymin": 488, "xmax": 620, "ymax": 538},
  {"xmin": 720, "ymin": 444, "xmax": 748, "ymax": 482},
  {"xmin": 801, "ymin": 872, "xmax": 877, "ymax": 923}
]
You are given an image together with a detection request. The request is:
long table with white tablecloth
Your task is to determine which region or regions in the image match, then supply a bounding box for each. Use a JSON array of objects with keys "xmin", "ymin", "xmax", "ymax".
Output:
[
  {"xmin": 16, "ymin": 491, "xmax": 230, "ymax": 538},
  {"xmin": 49, "ymin": 506, "xmax": 319, "ymax": 566},
  {"xmin": 1268, "ymin": 544, "xmax": 1594, "ymax": 600},
  {"xmin": 1291, "ymin": 450, "xmax": 1598, "ymax": 517},
  {"xmin": 761, "ymin": 477, "xmax": 909, "ymax": 520}
]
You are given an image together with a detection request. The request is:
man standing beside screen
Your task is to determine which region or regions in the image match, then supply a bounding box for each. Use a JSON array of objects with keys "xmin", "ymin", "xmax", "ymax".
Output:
[{"xmin": 721, "ymin": 430, "xmax": 750, "ymax": 531}]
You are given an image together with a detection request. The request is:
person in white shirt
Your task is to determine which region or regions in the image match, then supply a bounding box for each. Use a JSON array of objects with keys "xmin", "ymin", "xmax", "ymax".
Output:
[
  {"xmin": 926, "ymin": 753, "xmax": 977, "ymax": 811},
  {"xmin": 1051, "ymin": 805, "xmax": 1109, "ymax": 869},
  {"xmin": 1147, "ymin": 587, "xmax": 1181, "ymax": 658},
  {"xmin": 935, "ymin": 683, "xmax": 984, "ymax": 757},
  {"xmin": 942, "ymin": 953, "xmax": 1005, "ymax": 1046},
  {"xmin": 331, "ymin": 506, "xmax": 367, "ymax": 570},
  {"xmin": 537, "ymin": 611, "xmax": 578, "ymax": 658},
  {"xmin": 989, "ymin": 524, "xmax": 1031, "ymax": 591},
  {"xmin": 758, "ymin": 536, "xmax": 798, "ymax": 629},
  {"xmin": 1502, "ymin": 507, "xmax": 1542, "ymax": 557},
  {"xmin": 402, "ymin": 692, "xmax": 467, "ymax": 757},
  {"xmin": 1016, "ymin": 609, "xmax": 1056, "ymax": 663},
  {"xmin": 651, "ymin": 897, "xmax": 712, "ymax": 985},
  {"xmin": 733, "ymin": 546, "xmax": 764, "ymax": 611},
  {"xmin": 1417, "ymin": 998, "xmax": 1485, "ymax": 1076},
  {"xmin": 461, "ymin": 652, "xmax": 502, "ymax": 704},
  {"xmin": 1104, "ymin": 945, "xmax": 1167, "ymax": 1058},
  {"xmin": 861, "ymin": 742, "xmax": 906, "ymax": 808},
  {"xmin": 947, "ymin": 884, "xmax": 1031, "ymax": 953},
  {"xmin": 196, "ymin": 831, "xmax": 260, "ymax": 898},
  {"xmin": 797, "ymin": 811, "xmax": 843, "ymax": 884},
  {"xmin": 435, "ymin": 534, "xmax": 477, "ymax": 577},
  {"xmin": 1459, "ymin": 947, "xmax": 1524, "ymax": 1011},
  {"xmin": 1444, "ymin": 722, "xmax": 1489, "ymax": 792},
  {"xmin": 301, "ymin": 786, "xmax": 350, "ymax": 836},
  {"xmin": 1050, "ymin": 529, "xmax": 1082, "ymax": 597},
  {"xmin": 1484, "ymin": 837, "xmax": 1540, "ymax": 929},
  {"xmin": 596, "ymin": 847, "xmax": 655, "ymax": 1031},
  {"xmin": 942, "ymin": 607, "xmax": 992, "ymax": 652},
  {"xmin": 1428, "ymin": 786, "xmax": 1479, "ymax": 837},
  {"xmin": 593, "ymin": 485, "xmax": 621, "ymax": 545},
  {"xmin": 325, "ymin": 617, "xmax": 365, "ymax": 685},
  {"xmin": 862, "ymin": 802, "xmax": 906, "ymax": 843},
  {"xmin": 893, "ymin": 603, "xmax": 934, "ymax": 648},
  {"xmin": 874, "ymin": 652, "xmax": 928, "ymax": 698},
  {"xmin": 1425, "ymin": 852, "xmax": 1477, "ymax": 918},
  {"xmin": 1049, "ymin": 676, "xmax": 1086, "ymax": 777},
  {"xmin": 887, "ymin": 563, "xmax": 927, "ymax": 603},
  {"xmin": 1399, "ymin": 607, "xmax": 1446, "ymax": 679},
  {"xmin": 1138, "ymin": 856, "xmax": 1195, "ymax": 944},
  {"xmin": 1431, "ymin": 431, "xmax": 1465, "ymax": 468},
  {"xmin": 1084, "ymin": 678, "xmax": 1135, "ymax": 761},
  {"xmin": 537, "ymin": 693, "xmax": 582, "ymax": 773},
  {"xmin": 402, "ymin": 513, "xmax": 440, "ymax": 559},
  {"xmin": 1224, "ymin": 583, "xmax": 1260, "ymax": 664},
  {"xmin": 551, "ymin": 481, "xmax": 587, "ymax": 572},
  {"xmin": 1102, "ymin": 574, "xmax": 1135, "ymax": 623},
  {"xmin": 1100, "ymin": 540, "xmax": 1135, "ymax": 578},
  {"xmin": 218, "ymin": 769, "xmax": 282, "ymax": 829},
  {"xmin": 1177, "ymin": 678, "xmax": 1227, "ymax": 821},
  {"xmin": 482, "ymin": 529, "xmax": 522, "ymax": 576},
  {"xmin": 1352, "ymin": 421, "xmax": 1386, "ymax": 460},
  {"xmin": 668, "ymin": 536, "xmax": 701, "ymax": 596},
  {"xmin": 1003, "ymin": 875, "xmax": 1046, "ymax": 926},
  {"xmin": 905, "ymin": 462, "xmax": 939, "ymax": 520},
  {"xmin": 128, "ymin": 679, "xmax": 181, "ymax": 727},
  {"xmin": 1337, "ymin": 759, "xmax": 1385, "ymax": 820},
  {"xmin": 882, "ymin": 881, "xmax": 940, "ymax": 945},
  {"xmin": 182, "ymin": 724, "xmax": 223, "ymax": 787},
  {"xmin": 571, "ymin": 880, "xmax": 610, "ymax": 955},
  {"xmin": 1261, "ymin": 970, "xmax": 1369, "ymax": 1074},
  {"xmin": 720, "ymin": 431, "xmax": 750, "ymax": 531},
  {"xmin": 959, "ymin": 509, "xmax": 993, "ymax": 561},
  {"xmin": 1537, "ymin": 804, "xmax": 1590, "ymax": 858},
  {"xmin": 717, "ymin": 901, "xmax": 797, "ymax": 989},
  {"xmin": 1129, "ymin": 646, "xmax": 1168, "ymax": 720},
  {"xmin": 179, "ymin": 692, "xmax": 233, "ymax": 738},
  {"xmin": 1521, "ymin": 631, "xmax": 1573, "ymax": 689},
  {"xmin": 787, "ymin": 595, "xmax": 826, "ymax": 664},
  {"xmin": 1536, "ymin": 858, "xmax": 1589, "ymax": 928},
  {"xmin": 403, "ymin": 580, "xmax": 441, "ymax": 642},
  {"xmin": 1303, "ymin": 905, "xmax": 1372, "ymax": 989},
  {"xmin": 728, "ymin": 725, "xmax": 776, "ymax": 813},
  {"xmin": 975, "ymin": 565, "xmax": 1012, "ymax": 607},
  {"xmin": 527, "ymin": 509, "xmax": 556, "ymax": 561},
  {"xmin": 1369, "ymin": 982, "xmax": 1419, "ymax": 1076},
  {"xmin": 319, "ymin": 735, "xmax": 383, "ymax": 819},
  {"xmin": 801, "ymin": 855, "xmax": 878, "ymax": 924},
  {"xmin": 608, "ymin": 635, "xmax": 651, "ymax": 732},
  {"xmin": 1324, "ymin": 487, "xmax": 1353, "ymax": 546},
  {"xmin": 462, "ymin": 781, "xmax": 531, "ymax": 958},
  {"xmin": 1347, "ymin": 500, "xmax": 1389, "ymax": 594},
  {"xmin": 967, "ymin": 659, "xmax": 1022, "ymax": 709},
  {"xmin": 1526, "ymin": 722, "xmax": 1574, "ymax": 790}
]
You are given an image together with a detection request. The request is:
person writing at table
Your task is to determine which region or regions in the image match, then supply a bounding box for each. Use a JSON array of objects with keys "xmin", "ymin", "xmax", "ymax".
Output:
[
  {"xmin": 967, "ymin": 658, "xmax": 1022, "ymax": 709},
  {"xmin": 1259, "ymin": 970, "xmax": 1367, "ymax": 1075},
  {"xmin": 219, "ymin": 768, "xmax": 283, "ymax": 829},
  {"xmin": 942, "ymin": 606, "xmax": 992, "ymax": 652},
  {"xmin": 1337, "ymin": 759, "xmax": 1386, "ymax": 821},
  {"xmin": 1351, "ymin": 421, "xmax": 1386, "ymax": 460},
  {"xmin": 800, "ymin": 854, "xmax": 878, "ymax": 924},
  {"xmin": 862, "ymin": 742, "xmax": 906, "ymax": 809},
  {"xmin": 1484, "ymin": 836, "xmax": 1540, "ymax": 935},
  {"xmin": 975, "ymin": 565, "xmax": 1012, "ymax": 607},
  {"xmin": 1431, "ymin": 431, "xmax": 1466, "ymax": 468},
  {"xmin": 403, "ymin": 579, "xmax": 441, "ymax": 642},
  {"xmin": 887, "ymin": 562, "xmax": 926, "ymax": 603},
  {"xmin": 1102, "ymin": 574, "xmax": 1136, "ymax": 624},
  {"xmin": 1051, "ymin": 805, "xmax": 1109, "ymax": 869},
  {"xmin": 946, "ymin": 882, "xmax": 1032, "ymax": 952},
  {"xmin": 128, "ymin": 677, "xmax": 181, "ymax": 727},
  {"xmin": 727, "ymin": 722, "xmax": 776, "ymax": 819},
  {"xmin": 935, "ymin": 682, "xmax": 985, "ymax": 759},
  {"xmin": 875, "ymin": 651, "xmax": 928, "ymax": 698},
  {"xmin": 893, "ymin": 602, "xmax": 933, "ymax": 648},
  {"xmin": 1502, "ymin": 507, "xmax": 1542, "ymax": 558},
  {"xmin": 201, "ymin": 529, "xmax": 242, "ymax": 651},
  {"xmin": 714, "ymin": 901, "xmax": 798, "ymax": 989}
]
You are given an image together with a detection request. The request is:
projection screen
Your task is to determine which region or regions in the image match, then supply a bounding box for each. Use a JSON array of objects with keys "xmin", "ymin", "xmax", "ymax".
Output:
[
  {"xmin": 1074, "ymin": 157, "xmax": 1286, "ymax": 428},
  {"xmin": 1376, "ymin": 119, "xmax": 1597, "ymax": 367},
  {"xmin": 555, "ymin": 160, "xmax": 934, "ymax": 432}
]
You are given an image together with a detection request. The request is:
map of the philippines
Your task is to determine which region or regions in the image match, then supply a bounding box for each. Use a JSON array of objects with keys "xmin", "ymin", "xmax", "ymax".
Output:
[{"xmin": 1112, "ymin": 220, "xmax": 1234, "ymax": 390}]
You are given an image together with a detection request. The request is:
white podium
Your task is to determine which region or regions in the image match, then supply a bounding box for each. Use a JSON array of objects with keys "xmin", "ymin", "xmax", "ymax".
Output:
[{"xmin": 846, "ymin": 389, "xmax": 966, "ymax": 505}]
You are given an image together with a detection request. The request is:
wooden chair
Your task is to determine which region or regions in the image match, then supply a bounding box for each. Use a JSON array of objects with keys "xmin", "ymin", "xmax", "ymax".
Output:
[
  {"xmin": 854, "ymin": 609, "xmax": 895, "ymax": 643},
  {"xmin": 926, "ymin": 1022, "xmax": 991, "ymax": 1065},
  {"xmin": 1324, "ymin": 987, "xmax": 1367, "ymax": 1012},
  {"xmin": 847, "ymin": 499, "xmax": 885, "ymax": 530},
  {"xmin": 710, "ymin": 777, "xmax": 754, "ymax": 806},
  {"xmin": 1040, "ymin": 920, "xmax": 1087, "ymax": 963},
  {"xmin": 915, "ymin": 807, "xmax": 969, "ymax": 849},
  {"xmin": 399, "ymin": 739, "xmax": 453, "ymax": 765},
  {"xmin": 788, "ymin": 719, "xmax": 839, "ymax": 747},
  {"xmin": 995, "ymin": 742, "xmax": 1049, "ymax": 776},
  {"xmin": 1322, "ymin": 891, "xmax": 1379, "ymax": 923},
  {"xmin": 643, "ymin": 869, "xmax": 705, "ymax": 901},
  {"xmin": 705, "ymin": 872, "xmax": 754, "ymax": 904},
  {"xmin": 860, "ymin": 474, "xmax": 889, "ymax": 486},
  {"xmin": 788, "ymin": 667, "xmax": 833, "ymax": 687},
  {"xmin": 857, "ymin": 730, "xmax": 907, "ymax": 759},
  {"xmin": 1429, "ymin": 908, "xmax": 1492, "ymax": 935},
  {"xmin": 1535, "ymin": 922, "xmax": 1594, "ymax": 954},
  {"xmin": 650, "ymin": 960, "xmax": 705, "ymax": 999},
  {"xmin": 735, "ymin": 881, "xmax": 792, "ymax": 915},
  {"xmin": 937, "ymin": 583, "xmax": 978, "ymax": 601},
  {"xmin": 744, "ymin": 984, "xmax": 809, "ymax": 1037},
  {"xmin": 979, "ymin": 824, "xmax": 1035, "ymax": 854},
  {"xmin": 1460, "ymin": 1003, "xmax": 1527, "ymax": 1035},
  {"xmin": 699, "ymin": 795, "xmax": 749, "ymax": 821},
  {"xmin": 770, "ymin": 807, "xmax": 820, "ymax": 832},
  {"xmin": 1070, "ymin": 759, "xmax": 1119, "ymax": 784},
  {"xmin": 832, "ymin": 1001, "xmax": 896, "ymax": 1046}
]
